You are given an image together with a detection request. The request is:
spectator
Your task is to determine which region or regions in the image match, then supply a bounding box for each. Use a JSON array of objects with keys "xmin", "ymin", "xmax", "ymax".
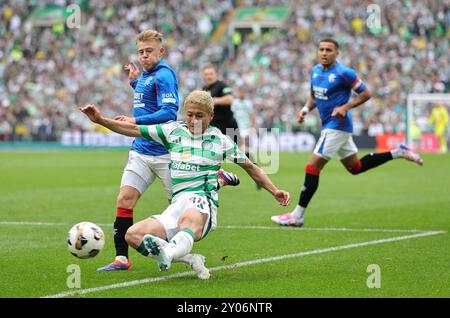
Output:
[{"xmin": 0, "ymin": 0, "xmax": 448, "ymax": 142}]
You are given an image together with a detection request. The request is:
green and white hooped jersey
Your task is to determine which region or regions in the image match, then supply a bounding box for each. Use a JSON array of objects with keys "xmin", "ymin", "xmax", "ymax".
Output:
[{"xmin": 139, "ymin": 121, "xmax": 248, "ymax": 206}]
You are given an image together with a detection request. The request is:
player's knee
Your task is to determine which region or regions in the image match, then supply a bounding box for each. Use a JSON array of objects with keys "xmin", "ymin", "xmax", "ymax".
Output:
[
  {"xmin": 117, "ymin": 191, "xmax": 138, "ymax": 209},
  {"xmin": 124, "ymin": 227, "xmax": 139, "ymax": 248}
]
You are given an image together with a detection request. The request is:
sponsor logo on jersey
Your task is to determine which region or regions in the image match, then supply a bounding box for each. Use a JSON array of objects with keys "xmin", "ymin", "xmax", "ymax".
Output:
[
  {"xmin": 312, "ymin": 86, "xmax": 328, "ymax": 100},
  {"xmin": 171, "ymin": 160, "xmax": 201, "ymax": 172},
  {"xmin": 162, "ymin": 93, "xmax": 177, "ymax": 104},
  {"xmin": 222, "ymin": 87, "xmax": 232, "ymax": 94},
  {"xmin": 169, "ymin": 136, "xmax": 181, "ymax": 144},
  {"xmin": 328, "ymin": 74, "xmax": 336, "ymax": 83}
]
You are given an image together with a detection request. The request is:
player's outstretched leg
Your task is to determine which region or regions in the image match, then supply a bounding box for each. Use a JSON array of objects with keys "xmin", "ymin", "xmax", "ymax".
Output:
[
  {"xmin": 346, "ymin": 143, "xmax": 423, "ymax": 177},
  {"xmin": 271, "ymin": 164, "xmax": 321, "ymax": 227},
  {"xmin": 218, "ymin": 169, "xmax": 240, "ymax": 188},
  {"xmin": 96, "ymin": 258, "xmax": 132, "ymax": 271},
  {"xmin": 178, "ymin": 254, "xmax": 210, "ymax": 280},
  {"xmin": 97, "ymin": 205, "xmax": 134, "ymax": 272},
  {"xmin": 135, "ymin": 235, "xmax": 210, "ymax": 279},
  {"xmin": 395, "ymin": 143, "xmax": 424, "ymax": 166},
  {"xmin": 143, "ymin": 234, "xmax": 173, "ymax": 271},
  {"xmin": 270, "ymin": 212, "xmax": 305, "ymax": 227},
  {"xmin": 143, "ymin": 229, "xmax": 195, "ymax": 272}
]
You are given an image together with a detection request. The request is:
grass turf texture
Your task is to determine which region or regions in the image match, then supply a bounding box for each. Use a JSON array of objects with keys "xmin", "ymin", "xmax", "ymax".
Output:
[{"xmin": 0, "ymin": 150, "xmax": 449, "ymax": 298}]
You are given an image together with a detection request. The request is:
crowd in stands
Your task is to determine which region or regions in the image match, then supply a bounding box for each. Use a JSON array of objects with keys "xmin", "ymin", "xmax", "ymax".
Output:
[{"xmin": 0, "ymin": 0, "xmax": 448, "ymax": 142}]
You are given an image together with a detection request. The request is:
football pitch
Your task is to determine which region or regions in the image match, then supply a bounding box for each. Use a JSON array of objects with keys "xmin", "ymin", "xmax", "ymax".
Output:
[{"xmin": 1, "ymin": 150, "xmax": 449, "ymax": 298}]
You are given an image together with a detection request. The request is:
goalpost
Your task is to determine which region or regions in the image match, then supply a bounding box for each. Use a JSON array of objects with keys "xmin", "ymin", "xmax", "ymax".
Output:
[{"xmin": 406, "ymin": 93, "xmax": 450, "ymax": 150}]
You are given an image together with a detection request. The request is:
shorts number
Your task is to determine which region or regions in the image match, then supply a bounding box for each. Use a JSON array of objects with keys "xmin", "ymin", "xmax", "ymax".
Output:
[{"xmin": 189, "ymin": 197, "xmax": 206, "ymax": 210}]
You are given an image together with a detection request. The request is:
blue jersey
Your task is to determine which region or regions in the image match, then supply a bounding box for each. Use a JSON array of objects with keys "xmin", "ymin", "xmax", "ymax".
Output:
[
  {"xmin": 129, "ymin": 59, "xmax": 179, "ymax": 155},
  {"xmin": 310, "ymin": 61, "xmax": 366, "ymax": 133}
]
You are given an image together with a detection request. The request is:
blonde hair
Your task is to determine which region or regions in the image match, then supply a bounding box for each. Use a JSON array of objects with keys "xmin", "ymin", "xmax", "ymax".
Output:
[
  {"xmin": 184, "ymin": 90, "xmax": 214, "ymax": 113},
  {"xmin": 136, "ymin": 29, "xmax": 163, "ymax": 44}
]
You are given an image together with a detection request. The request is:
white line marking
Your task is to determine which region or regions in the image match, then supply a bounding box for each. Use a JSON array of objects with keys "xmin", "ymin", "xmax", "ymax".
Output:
[
  {"xmin": 0, "ymin": 221, "xmax": 65, "ymax": 226},
  {"xmin": 42, "ymin": 230, "xmax": 446, "ymax": 298},
  {"xmin": 0, "ymin": 221, "xmax": 438, "ymax": 234},
  {"xmin": 221, "ymin": 225, "xmax": 426, "ymax": 233}
]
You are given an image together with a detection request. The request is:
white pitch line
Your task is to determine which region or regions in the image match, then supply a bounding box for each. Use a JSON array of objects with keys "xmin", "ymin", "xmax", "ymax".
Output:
[
  {"xmin": 221, "ymin": 225, "xmax": 427, "ymax": 233},
  {"xmin": 0, "ymin": 221, "xmax": 65, "ymax": 226},
  {"xmin": 42, "ymin": 230, "xmax": 446, "ymax": 298},
  {"xmin": 0, "ymin": 221, "xmax": 437, "ymax": 234}
]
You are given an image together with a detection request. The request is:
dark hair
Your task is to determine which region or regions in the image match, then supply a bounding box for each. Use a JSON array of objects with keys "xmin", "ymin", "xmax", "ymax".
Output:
[
  {"xmin": 319, "ymin": 38, "xmax": 339, "ymax": 49},
  {"xmin": 201, "ymin": 64, "xmax": 216, "ymax": 71}
]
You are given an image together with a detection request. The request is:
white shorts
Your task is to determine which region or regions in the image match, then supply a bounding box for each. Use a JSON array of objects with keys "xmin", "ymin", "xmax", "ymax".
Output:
[
  {"xmin": 313, "ymin": 129, "xmax": 358, "ymax": 161},
  {"xmin": 152, "ymin": 192, "xmax": 217, "ymax": 241},
  {"xmin": 120, "ymin": 151, "xmax": 172, "ymax": 199}
]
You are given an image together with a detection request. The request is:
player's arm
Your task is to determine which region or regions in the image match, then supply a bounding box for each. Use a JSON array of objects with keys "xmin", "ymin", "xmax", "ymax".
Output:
[
  {"xmin": 79, "ymin": 104, "xmax": 142, "ymax": 137},
  {"xmin": 213, "ymin": 95, "xmax": 234, "ymax": 106},
  {"xmin": 114, "ymin": 62, "xmax": 141, "ymax": 122},
  {"xmin": 213, "ymin": 85, "xmax": 234, "ymax": 106},
  {"xmin": 114, "ymin": 108, "xmax": 177, "ymax": 125},
  {"xmin": 222, "ymin": 136, "xmax": 289, "ymax": 205},
  {"xmin": 134, "ymin": 104, "xmax": 178, "ymax": 125},
  {"xmin": 119, "ymin": 104, "xmax": 177, "ymax": 125},
  {"xmin": 116, "ymin": 71, "xmax": 178, "ymax": 125},
  {"xmin": 339, "ymin": 88, "xmax": 371, "ymax": 111},
  {"xmin": 443, "ymin": 107, "xmax": 449, "ymax": 124},
  {"xmin": 332, "ymin": 68, "xmax": 371, "ymax": 119},
  {"xmin": 134, "ymin": 70, "xmax": 179, "ymax": 125},
  {"xmin": 297, "ymin": 86, "xmax": 317, "ymax": 124},
  {"xmin": 238, "ymin": 159, "xmax": 290, "ymax": 206},
  {"xmin": 332, "ymin": 88, "xmax": 371, "ymax": 119},
  {"xmin": 124, "ymin": 61, "xmax": 140, "ymax": 89}
]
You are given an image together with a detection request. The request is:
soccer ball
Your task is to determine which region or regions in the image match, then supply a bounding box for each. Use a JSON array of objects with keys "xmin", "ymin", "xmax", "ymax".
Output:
[{"xmin": 67, "ymin": 222, "xmax": 105, "ymax": 259}]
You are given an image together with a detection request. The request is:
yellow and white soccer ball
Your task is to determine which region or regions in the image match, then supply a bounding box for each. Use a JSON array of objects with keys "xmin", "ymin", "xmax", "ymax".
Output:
[{"xmin": 67, "ymin": 222, "xmax": 105, "ymax": 259}]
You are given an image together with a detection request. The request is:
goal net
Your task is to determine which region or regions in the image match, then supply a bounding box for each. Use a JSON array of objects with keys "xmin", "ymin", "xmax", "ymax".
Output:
[{"xmin": 406, "ymin": 94, "xmax": 450, "ymax": 153}]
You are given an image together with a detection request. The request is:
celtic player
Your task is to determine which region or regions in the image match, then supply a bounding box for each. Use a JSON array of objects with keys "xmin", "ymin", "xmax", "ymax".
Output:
[
  {"xmin": 79, "ymin": 90, "xmax": 290, "ymax": 277},
  {"xmin": 97, "ymin": 29, "xmax": 239, "ymax": 272}
]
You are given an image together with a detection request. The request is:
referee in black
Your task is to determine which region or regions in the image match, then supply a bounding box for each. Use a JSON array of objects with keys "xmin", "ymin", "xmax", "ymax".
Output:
[
  {"xmin": 201, "ymin": 64, "xmax": 238, "ymax": 137},
  {"xmin": 202, "ymin": 65, "xmax": 260, "ymax": 189}
]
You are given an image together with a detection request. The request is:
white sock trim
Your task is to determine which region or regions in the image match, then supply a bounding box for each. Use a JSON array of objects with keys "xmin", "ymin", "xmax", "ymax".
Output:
[
  {"xmin": 292, "ymin": 205, "xmax": 305, "ymax": 220},
  {"xmin": 167, "ymin": 230, "xmax": 194, "ymax": 260},
  {"xmin": 115, "ymin": 256, "xmax": 129, "ymax": 263}
]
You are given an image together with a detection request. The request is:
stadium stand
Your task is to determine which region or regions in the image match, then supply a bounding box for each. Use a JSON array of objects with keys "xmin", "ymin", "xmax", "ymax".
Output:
[{"xmin": 0, "ymin": 0, "xmax": 448, "ymax": 142}]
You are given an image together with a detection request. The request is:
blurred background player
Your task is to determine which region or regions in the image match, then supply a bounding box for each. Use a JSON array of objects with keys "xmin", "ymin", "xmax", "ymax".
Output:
[
  {"xmin": 232, "ymin": 88, "xmax": 261, "ymax": 189},
  {"xmin": 232, "ymin": 88, "xmax": 256, "ymax": 162},
  {"xmin": 271, "ymin": 38, "xmax": 424, "ymax": 227},
  {"xmin": 79, "ymin": 90, "xmax": 290, "ymax": 278},
  {"xmin": 202, "ymin": 64, "xmax": 238, "ymax": 139},
  {"xmin": 428, "ymin": 103, "xmax": 449, "ymax": 153}
]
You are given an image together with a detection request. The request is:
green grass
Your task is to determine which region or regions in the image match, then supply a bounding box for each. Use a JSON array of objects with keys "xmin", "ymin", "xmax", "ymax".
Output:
[{"xmin": 0, "ymin": 150, "xmax": 449, "ymax": 298}]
